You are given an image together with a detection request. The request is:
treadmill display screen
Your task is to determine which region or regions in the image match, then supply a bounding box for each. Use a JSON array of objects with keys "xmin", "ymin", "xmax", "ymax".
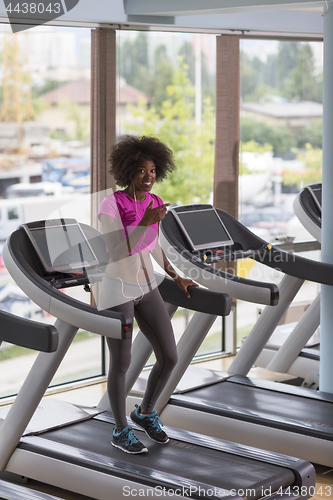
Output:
[
  {"xmin": 171, "ymin": 208, "xmax": 233, "ymax": 251},
  {"xmin": 23, "ymin": 220, "xmax": 98, "ymax": 273}
]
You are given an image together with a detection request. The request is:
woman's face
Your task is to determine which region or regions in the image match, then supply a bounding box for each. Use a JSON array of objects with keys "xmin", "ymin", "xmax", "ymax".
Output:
[{"xmin": 132, "ymin": 160, "xmax": 156, "ymax": 194}]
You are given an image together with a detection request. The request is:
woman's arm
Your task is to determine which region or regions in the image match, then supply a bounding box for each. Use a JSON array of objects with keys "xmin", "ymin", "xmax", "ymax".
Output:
[
  {"xmin": 100, "ymin": 201, "xmax": 171, "ymax": 261},
  {"xmin": 152, "ymin": 241, "xmax": 198, "ymax": 298},
  {"xmin": 99, "ymin": 213, "xmax": 146, "ymax": 261}
]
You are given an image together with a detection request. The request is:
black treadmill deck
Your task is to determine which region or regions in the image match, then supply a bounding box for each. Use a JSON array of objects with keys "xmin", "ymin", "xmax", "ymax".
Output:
[
  {"xmin": 18, "ymin": 412, "xmax": 299, "ymax": 500},
  {"xmin": 170, "ymin": 376, "xmax": 333, "ymax": 441}
]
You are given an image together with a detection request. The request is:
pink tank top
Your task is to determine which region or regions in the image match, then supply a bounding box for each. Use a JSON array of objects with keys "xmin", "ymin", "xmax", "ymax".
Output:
[{"xmin": 98, "ymin": 190, "xmax": 164, "ymax": 255}]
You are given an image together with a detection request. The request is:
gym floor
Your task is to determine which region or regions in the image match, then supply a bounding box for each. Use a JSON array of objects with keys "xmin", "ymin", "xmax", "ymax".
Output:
[{"xmin": 3, "ymin": 357, "xmax": 333, "ymax": 500}]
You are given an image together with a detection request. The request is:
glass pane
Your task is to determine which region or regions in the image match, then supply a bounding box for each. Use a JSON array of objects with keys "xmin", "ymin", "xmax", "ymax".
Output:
[
  {"xmin": 238, "ymin": 39, "xmax": 323, "ymax": 345},
  {"xmin": 116, "ymin": 30, "xmax": 221, "ymax": 356},
  {"xmin": 0, "ymin": 25, "xmax": 102, "ymax": 399},
  {"xmin": 117, "ymin": 30, "xmax": 216, "ymax": 206},
  {"xmin": 0, "ymin": 346, "xmax": 39, "ymax": 399},
  {"xmin": 51, "ymin": 286, "xmax": 104, "ymax": 386}
]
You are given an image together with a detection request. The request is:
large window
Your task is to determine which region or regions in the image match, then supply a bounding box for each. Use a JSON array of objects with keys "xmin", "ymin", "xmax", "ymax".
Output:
[
  {"xmin": 116, "ymin": 30, "xmax": 216, "ymax": 206},
  {"xmin": 0, "ymin": 27, "xmax": 222, "ymax": 399},
  {"xmin": 2, "ymin": 29, "xmax": 323, "ymax": 397},
  {"xmin": 0, "ymin": 24, "xmax": 96, "ymax": 398},
  {"xmin": 116, "ymin": 30, "xmax": 224, "ymax": 357},
  {"xmin": 237, "ymin": 39, "xmax": 323, "ymax": 345}
]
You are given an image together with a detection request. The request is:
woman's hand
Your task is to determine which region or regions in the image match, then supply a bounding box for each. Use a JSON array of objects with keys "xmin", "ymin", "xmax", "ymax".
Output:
[
  {"xmin": 174, "ymin": 276, "xmax": 199, "ymax": 298},
  {"xmin": 139, "ymin": 200, "xmax": 171, "ymax": 227},
  {"xmin": 158, "ymin": 247, "xmax": 198, "ymax": 297}
]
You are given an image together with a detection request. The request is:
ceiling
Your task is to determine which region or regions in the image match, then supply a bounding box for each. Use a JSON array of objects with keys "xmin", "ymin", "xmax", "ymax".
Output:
[
  {"xmin": 0, "ymin": 0, "xmax": 328, "ymax": 36},
  {"xmin": 122, "ymin": 0, "xmax": 326, "ymax": 38},
  {"xmin": 124, "ymin": 0, "xmax": 325, "ymax": 17}
]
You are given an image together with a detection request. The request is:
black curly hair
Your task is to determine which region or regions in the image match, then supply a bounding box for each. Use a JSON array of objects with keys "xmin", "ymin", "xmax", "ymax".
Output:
[{"xmin": 109, "ymin": 135, "xmax": 176, "ymax": 188}]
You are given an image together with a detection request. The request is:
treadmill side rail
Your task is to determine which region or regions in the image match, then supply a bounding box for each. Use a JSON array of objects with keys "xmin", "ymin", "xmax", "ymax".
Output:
[{"xmin": 0, "ymin": 319, "xmax": 77, "ymax": 471}]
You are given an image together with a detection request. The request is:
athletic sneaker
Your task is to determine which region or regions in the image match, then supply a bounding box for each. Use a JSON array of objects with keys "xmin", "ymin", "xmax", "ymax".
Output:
[
  {"xmin": 130, "ymin": 405, "xmax": 169, "ymax": 444},
  {"xmin": 112, "ymin": 426, "xmax": 148, "ymax": 454}
]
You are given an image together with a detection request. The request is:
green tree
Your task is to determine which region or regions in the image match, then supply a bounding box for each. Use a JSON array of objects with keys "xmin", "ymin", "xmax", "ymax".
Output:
[
  {"xmin": 178, "ymin": 41, "xmax": 195, "ymax": 85},
  {"xmin": 262, "ymin": 53, "xmax": 278, "ymax": 89},
  {"xmin": 240, "ymin": 43, "xmax": 300, "ymax": 101},
  {"xmin": 151, "ymin": 45, "xmax": 174, "ymax": 110},
  {"xmin": 241, "ymin": 52, "xmax": 259, "ymax": 100},
  {"xmin": 126, "ymin": 59, "xmax": 215, "ymax": 204},
  {"xmin": 118, "ymin": 33, "xmax": 174, "ymax": 111},
  {"xmin": 178, "ymin": 40, "xmax": 215, "ymax": 105},
  {"xmin": 240, "ymin": 117, "xmax": 295, "ymax": 157},
  {"xmin": 276, "ymin": 41, "xmax": 301, "ymax": 91},
  {"xmin": 285, "ymin": 44, "xmax": 322, "ymax": 102},
  {"xmin": 240, "ymin": 41, "xmax": 322, "ymax": 104},
  {"xmin": 118, "ymin": 32, "xmax": 151, "ymax": 95},
  {"xmin": 283, "ymin": 143, "xmax": 322, "ymax": 188},
  {"xmin": 295, "ymin": 118, "xmax": 322, "ymax": 149},
  {"xmin": 118, "ymin": 33, "xmax": 216, "ymax": 112},
  {"xmin": 31, "ymin": 97, "xmax": 50, "ymax": 117},
  {"xmin": 61, "ymin": 100, "xmax": 89, "ymax": 141}
]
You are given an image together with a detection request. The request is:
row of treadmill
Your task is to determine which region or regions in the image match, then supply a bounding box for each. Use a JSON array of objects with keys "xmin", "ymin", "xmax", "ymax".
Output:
[{"xmin": 0, "ymin": 183, "xmax": 331, "ymax": 500}]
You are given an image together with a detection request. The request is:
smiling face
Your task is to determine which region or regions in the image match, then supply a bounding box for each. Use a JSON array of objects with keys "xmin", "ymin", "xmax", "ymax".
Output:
[{"xmin": 131, "ymin": 160, "xmax": 156, "ymax": 199}]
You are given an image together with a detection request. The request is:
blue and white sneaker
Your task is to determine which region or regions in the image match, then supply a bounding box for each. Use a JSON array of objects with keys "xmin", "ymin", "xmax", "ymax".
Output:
[
  {"xmin": 130, "ymin": 405, "xmax": 169, "ymax": 444},
  {"xmin": 112, "ymin": 426, "xmax": 148, "ymax": 454}
]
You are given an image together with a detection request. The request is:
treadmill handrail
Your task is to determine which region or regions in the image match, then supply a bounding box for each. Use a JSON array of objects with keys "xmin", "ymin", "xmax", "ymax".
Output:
[
  {"xmin": 216, "ymin": 208, "xmax": 333, "ymax": 284},
  {"xmin": 300, "ymin": 184, "xmax": 322, "ymax": 227},
  {"xmin": 158, "ymin": 274, "xmax": 232, "ymax": 316},
  {"xmin": 160, "ymin": 209, "xmax": 279, "ymax": 306},
  {"xmin": 255, "ymin": 244, "xmax": 333, "ymax": 285},
  {"xmin": 162, "ymin": 205, "xmax": 333, "ymax": 297},
  {"xmin": 294, "ymin": 183, "xmax": 322, "ymax": 243},
  {"xmin": 0, "ymin": 309, "xmax": 58, "ymax": 352}
]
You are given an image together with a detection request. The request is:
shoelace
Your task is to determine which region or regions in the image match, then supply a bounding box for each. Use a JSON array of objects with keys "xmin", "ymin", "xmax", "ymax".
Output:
[
  {"xmin": 134, "ymin": 405, "xmax": 165, "ymax": 430},
  {"xmin": 145, "ymin": 411, "xmax": 164, "ymax": 430},
  {"xmin": 119, "ymin": 426, "xmax": 139, "ymax": 444}
]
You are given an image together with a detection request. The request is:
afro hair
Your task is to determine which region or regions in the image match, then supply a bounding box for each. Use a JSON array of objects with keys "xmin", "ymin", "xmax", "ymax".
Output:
[{"xmin": 109, "ymin": 135, "xmax": 176, "ymax": 188}]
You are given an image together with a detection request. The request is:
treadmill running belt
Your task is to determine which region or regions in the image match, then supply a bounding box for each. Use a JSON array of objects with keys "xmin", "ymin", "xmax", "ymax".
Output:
[
  {"xmin": 170, "ymin": 379, "xmax": 333, "ymax": 440},
  {"xmin": 22, "ymin": 417, "xmax": 296, "ymax": 499}
]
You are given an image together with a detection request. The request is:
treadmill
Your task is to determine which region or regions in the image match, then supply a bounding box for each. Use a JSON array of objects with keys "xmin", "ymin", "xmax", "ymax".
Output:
[
  {"xmin": 294, "ymin": 183, "xmax": 322, "ymax": 244},
  {"xmin": 0, "ymin": 219, "xmax": 315, "ymax": 500},
  {"xmin": 0, "ymin": 308, "xmax": 62, "ymax": 500},
  {"xmin": 255, "ymin": 184, "xmax": 322, "ymax": 379},
  {"xmin": 132, "ymin": 203, "xmax": 333, "ymax": 467},
  {"xmin": 0, "ymin": 479, "xmax": 65, "ymax": 500}
]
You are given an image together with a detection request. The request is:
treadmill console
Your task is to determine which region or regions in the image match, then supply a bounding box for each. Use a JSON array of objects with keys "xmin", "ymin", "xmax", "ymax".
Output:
[
  {"xmin": 170, "ymin": 205, "xmax": 257, "ymax": 263},
  {"xmin": 20, "ymin": 219, "xmax": 107, "ymax": 289},
  {"xmin": 170, "ymin": 206, "xmax": 234, "ymax": 251}
]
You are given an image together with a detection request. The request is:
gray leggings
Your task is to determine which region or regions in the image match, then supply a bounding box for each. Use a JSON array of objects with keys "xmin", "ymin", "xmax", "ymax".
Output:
[{"xmin": 106, "ymin": 286, "xmax": 178, "ymax": 430}]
